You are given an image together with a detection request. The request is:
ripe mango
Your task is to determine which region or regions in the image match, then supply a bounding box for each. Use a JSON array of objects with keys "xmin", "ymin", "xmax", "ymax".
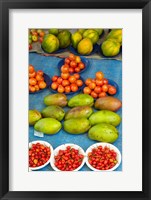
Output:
[
  {"xmin": 65, "ymin": 106, "xmax": 93, "ymax": 120},
  {"xmin": 68, "ymin": 94, "xmax": 94, "ymax": 107},
  {"xmin": 88, "ymin": 123, "xmax": 119, "ymax": 143},
  {"xmin": 29, "ymin": 110, "xmax": 42, "ymax": 125},
  {"xmin": 77, "ymin": 38, "xmax": 93, "ymax": 55},
  {"xmin": 34, "ymin": 118, "xmax": 62, "ymax": 134},
  {"xmin": 89, "ymin": 110, "xmax": 121, "ymax": 126},
  {"xmin": 44, "ymin": 93, "xmax": 67, "ymax": 107},
  {"xmin": 94, "ymin": 96, "xmax": 122, "ymax": 112},
  {"xmin": 63, "ymin": 118, "xmax": 91, "ymax": 134},
  {"xmin": 41, "ymin": 105, "xmax": 65, "ymax": 121}
]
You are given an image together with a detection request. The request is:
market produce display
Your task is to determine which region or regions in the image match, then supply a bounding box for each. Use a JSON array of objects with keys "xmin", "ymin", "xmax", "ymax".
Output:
[
  {"xmin": 29, "ymin": 29, "xmax": 45, "ymax": 50},
  {"xmin": 29, "ymin": 28, "xmax": 122, "ymax": 171}
]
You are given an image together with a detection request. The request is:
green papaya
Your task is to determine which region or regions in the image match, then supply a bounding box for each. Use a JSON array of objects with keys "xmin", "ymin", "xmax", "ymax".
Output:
[
  {"xmin": 89, "ymin": 110, "xmax": 121, "ymax": 126},
  {"xmin": 41, "ymin": 105, "xmax": 65, "ymax": 121},
  {"xmin": 34, "ymin": 118, "xmax": 61, "ymax": 134},
  {"xmin": 68, "ymin": 94, "xmax": 94, "ymax": 107},
  {"xmin": 44, "ymin": 93, "xmax": 68, "ymax": 107},
  {"xmin": 65, "ymin": 106, "xmax": 93, "ymax": 120},
  {"xmin": 88, "ymin": 123, "xmax": 119, "ymax": 143},
  {"xmin": 63, "ymin": 118, "xmax": 91, "ymax": 134}
]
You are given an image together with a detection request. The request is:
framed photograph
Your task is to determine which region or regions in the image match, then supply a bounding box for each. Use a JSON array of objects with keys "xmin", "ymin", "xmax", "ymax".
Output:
[{"xmin": 0, "ymin": 0, "xmax": 150, "ymax": 199}]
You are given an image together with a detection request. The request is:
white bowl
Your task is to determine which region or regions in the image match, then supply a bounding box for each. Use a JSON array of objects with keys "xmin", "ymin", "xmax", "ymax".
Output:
[
  {"xmin": 29, "ymin": 140, "xmax": 53, "ymax": 171},
  {"xmin": 85, "ymin": 142, "xmax": 121, "ymax": 171},
  {"xmin": 50, "ymin": 143, "xmax": 86, "ymax": 171}
]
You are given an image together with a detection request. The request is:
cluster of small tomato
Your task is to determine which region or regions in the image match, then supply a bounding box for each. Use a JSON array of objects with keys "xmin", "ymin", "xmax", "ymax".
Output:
[
  {"xmin": 54, "ymin": 146, "xmax": 84, "ymax": 171},
  {"xmin": 51, "ymin": 53, "xmax": 85, "ymax": 93},
  {"xmin": 29, "ymin": 143, "xmax": 51, "ymax": 168},
  {"xmin": 83, "ymin": 71, "xmax": 117, "ymax": 98},
  {"xmin": 29, "ymin": 65, "xmax": 47, "ymax": 93},
  {"xmin": 29, "ymin": 29, "xmax": 45, "ymax": 50},
  {"xmin": 88, "ymin": 146, "xmax": 118, "ymax": 170}
]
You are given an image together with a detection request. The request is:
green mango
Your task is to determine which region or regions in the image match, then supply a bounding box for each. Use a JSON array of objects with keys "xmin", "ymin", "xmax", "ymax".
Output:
[
  {"xmin": 71, "ymin": 31, "xmax": 82, "ymax": 49},
  {"xmin": 106, "ymin": 29, "xmax": 122, "ymax": 44},
  {"xmin": 83, "ymin": 29, "xmax": 99, "ymax": 44},
  {"xmin": 34, "ymin": 118, "xmax": 61, "ymax": 134},
  {"xmin": 29, "ymin": 110, "xmax": 42, "ymax": 125},
  {"xmin": 95, "ymin": 29, "xmax": 104, "ymax": 36},
  {"xmin": 57, "ymin": 30, "xmax": 71, "ymax": 48},
  {"xmin": 48, "ymin": 28, "xmax": 59, "ymax": 36},
  {"xmin": 68, "ymin": 94, "xmax": 94, "ymax": 107},
  {"xmin": 101, "ymin": 39, "xmax": 120, "ymax": 57},
  {"xmin": 44, "ymin": 93, "xmax": 68, "ymax": 107},
  {"xmin": 89, "ymin": 110, "xmax": 121, "ymax": 126},
  {"xmin": 78, "ymin": 29, "xmax": 85, "ymax": 35},
  {"xmin": 63, "ymin": 118, "xmax": 91, "ymax": 134},
  {"xmin": 88, "ymin": 123, "xmax": 119, "ymax": 143},
  {"xmin": 41, "ymin": 105, "xmax": 65, "ymax": 121},
  {"xmin": 65, "ymin": 106, "xmax": 93, "ymax": 120}
]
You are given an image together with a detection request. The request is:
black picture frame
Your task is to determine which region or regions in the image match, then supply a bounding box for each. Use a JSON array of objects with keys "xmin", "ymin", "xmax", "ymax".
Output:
[{"xmin": 0, "ymin": 0, "xmax": 150, "ymax": 199}]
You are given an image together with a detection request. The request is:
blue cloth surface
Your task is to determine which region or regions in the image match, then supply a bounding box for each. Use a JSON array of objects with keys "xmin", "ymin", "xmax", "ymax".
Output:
[{"xmin": 29, "ymin": 53, "xmax": 122, "ymax": 171}]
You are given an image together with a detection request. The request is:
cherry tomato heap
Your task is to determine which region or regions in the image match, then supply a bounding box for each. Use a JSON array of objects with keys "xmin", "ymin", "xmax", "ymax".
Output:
[
  {"xmin": 29, "ymin": 143, "xmax": 51, "ymax": 168},
  {"xmin": 54, "ymin": 146, "xmax": 84, "ymax": 171},
  {"xmin": 88, "ymin": 145, "xmax": 118, "ymax": 170}
]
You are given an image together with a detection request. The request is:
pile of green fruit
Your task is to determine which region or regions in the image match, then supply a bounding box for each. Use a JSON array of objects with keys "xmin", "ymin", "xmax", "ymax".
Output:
[
  {"xmin": 29, "ymin": 93, "xmax": 122, "ymax": 144},
  {"xmin": 101, "ymin": 29, "xmax": 122, "ymax": 57},
  {"xmin": 71, "ymin": 29, "xmax": 103, "ymax": 55}
]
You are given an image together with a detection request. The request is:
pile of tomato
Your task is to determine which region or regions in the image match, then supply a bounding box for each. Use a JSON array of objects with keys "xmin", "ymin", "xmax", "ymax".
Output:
[
  {"xmin": 51, "ymin": 73, "xmax": 84, "ymax": 93},
  {"xmin": 29, "ymin": 143, "xmax": 51, "ymax": 168},
  {"xmin": 29, "ymin": 29, "xmax": 45, "ymax": 50},
  {"xmin": 29, "ymin": 65, "xmax": 47, "ymax": 93},
  {"xmin": 83, "ymin": 71, "xmax": 117, "ymax": 98},
  {"xmin": 88, "ymin": 145, "xmax": 118, "ymax": 170},
  {"xmin": 54, "ymin": 146, "xmax": 84, "ymax": 171}
]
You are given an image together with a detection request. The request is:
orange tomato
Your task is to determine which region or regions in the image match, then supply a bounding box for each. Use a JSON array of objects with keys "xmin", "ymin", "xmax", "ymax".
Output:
[
  {"xmin": 103, "ymin": 78, "xmax": 108, "ymax": 85},
  {"xmin": 51, "ymin": 82, "xmax": 58, "ymax": 90},
  {"xmin": 75, "ymin": 56, "xmax": 81, "ymax": 63},
  {"xmin": 69, "ymin": 67, "xmax": 74, "ymax": 73},
  {"xmin": 57, "ymin": 85, "xmax": 65, "ymax": 93},
  {"xmin": 68, "ymin": 76, "xmax": 76, "ymax": 83},
  {"xmin": 57, "ymin": 77, "xmax": 63, "ymax": 84},
  {"xmin": 102, "ymin": 84, "xmax": 109, "ymax": 92},
  {"xmin": 85, "ymin": 78, "xmax": 92, "ymax": 86},
  {"xmin": 29, "ymin": 71, "xmax": 36, "ymax": 78},
  {"xmin": 95, "ymin": 71, "xmax": 104, "ymax": 80},
  {"xmin": 38, "ymin": 81, "xmax": 46, "ymax": 89},
  {"xmin": 51, "ymin": 75, "xmax": 58, "ymax": 82},
  {"xmin": 35, "ymin": 74, "xmax": 43, "ymax": 81},
  {"xmin": 92, "ymin": 79, "xmax": 96, "ymax": 83},
  {"xmin": 65, "ymin": 85, "xmax": 71, "ymax": 93},
  {"xmin": 75, "ymin": 67, "xmax": 80, "ymax": 73},
  {"xmin": 69, "ymin": 53, "xmax": 75, "ymax": 61},
  {"xmin": 29, "ymin": 65, "xmax": 35, "ymax": 73},
  {"xmin": 70, "ymin": 61, "xmax": 77, "ymax": 68},
  {"xmin": 29, "ymin": 85, "xmax": 36, "ymax": 92},
  {"xmin": 76, "ymin": 79, "xmax": 83, "ymax": 87},
  {"xmin": 62, "ymin": 80, "xmax": 70, "ymax": 87},
  {"xmin": 29, "ymin": 78, "xmax": 37, "ymax": 86},
  {"xmin": 61, "ymin": 73, "xmax": 70, "ymax": 80},
  {"xmin": 61, "ymin": 65, "xmax": 69, "ymax": 73},
  {"xmin": 99, "ymin": 92, "xmax": 107, "ymax": 98},
  {"xmin": 65, "ymin": 58, "xmax": 70, "ymax": 64},
  {"xmin": 78, "ymin": 62, "xmax": 85, "ymax": 70},
  {"xmin": 37, "ymin": 70, "xmax": 44, "ymax": 76},
  {"xmin": 34, "ymin": 84, "xmax": 40, "ymax": 91},
  {"xmin": 39, "ymin": 31, "xmax": 45, "ymax": 37},
  {"xmin": 94, "ymin": 86, "xmax": 102, "ymax": 94},
  {"xmin": 70, "ymin": 83, "xmax": 78, "ymax": 92},
  {"xmin": 83, "ymin": 87, "xmax": 91, "ymax": 94},
  {"xmin": 108, "ymin": 86, "xmax": 117, "ymax": 95},
  {"xmin": 73, "ymin": 73, "xmax": 80, "ymax": 80},
  {"xmin": 91, "ymin": 91, "xmax": 98, "ymax": 98},
  {"xmin": 95, "ymin": 79, "xmax": 104, "ymax": 86},
  {"xmin": 88, "ymin": 82, "xmax": 96, "ymax": 90}
]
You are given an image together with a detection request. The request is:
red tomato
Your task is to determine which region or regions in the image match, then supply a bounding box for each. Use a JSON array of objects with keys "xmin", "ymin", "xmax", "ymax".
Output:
[
  {"xmin": 102, "ymin": 84, "xmax": 109, "ymax": 92},
  {"xmin": 103, "ymin": 78, "xmax": 108, "ymax": 85},
  {"xmin": 91, "ymin": 91, "xmax": 98, "ymax": 98},
  {"xmin": 29, "ymin": 71, "xmax": 36, "ymax": 78},
  {"xmin": 69, "ymin": 53, "xmax": 75, "ymax": 61},
  {"xmin": 78, "ymin": 62, "xmax": 85, "ymax": 70},
  {"xmin": 38, "ymin": 81, "xmax": 46, "ymax": 89},
  {"xmin": 70, "ymin": 61, "xmax": 77, "ymax": 68},
  {"xmin": 29, "ymin": 85, "xmax": 36, "ymax": 92},
  {"xmin": 57, "ymin": 85, "xmax": 65, "ymax": 93},
  {"xmin": 51, "ymin": 82, "xmax": 58, "ymax": 90},
  {"xmin": 95, "ymin": 71, "xmax": 104, "ymax": 80},
  {"xmin": 34, "ymin": 85, "xmax": 40, "ymax": 91},
  {"xmin": 108, "ymin": 86, "xmax": 117, "ymax": 95},
  {"xmin": 76, "ymin": 79, "xmax": 83, "ymax": 87},
  {"xmin": 99, "ymin": 92, "xmax": 107, "ymax": 98},
  {"xmin": 62, "ymin": 80, "xmax": 70, "ymax": 87},
  {"xmin": 37, "ymin": 70, "xmax": 44, "ymax": 76},
  {"xmin": 75, "ymin": 67, "xmax": 80, "ymax": 73},
  {"xmin": 36, "ymin": 74, "xmax": 44, "ymax": 82},
  {"xmin": 61, "ymin": 65, "xmax": 69, "ymax": 73},
  {"xmin": 88, "ymin": 82, "xmax": 96, "ymax": 90},
  {"xmin": 96, "ymin": 79, "xmax": 104, "ymax": 86},
  {"xmin": 70, "ymin": 83, "xmax": 78, "ymax": 92},
  {"xmin": 65, "ymin": 58, "xmax": 70, "ymax": 64},
  {"xmin": 73, "ymin": 73, "xmax": 80, "ymax": 80},
  {"xmin": 69, "ymin": 67, "xmax": 74, "ymax": 73},
  {"xmin": 29, "ymin": 44, "xmax": 32, "ymax": 50},
  {"xmin": 85, "ymin": 78, "xmax": 92, "ymax": 86},
  {"xmin": 68, "ymin": 76, "xmax": 76, "ymax": 83},
  {"xmin": 94, "ymin": 86, "xmax": 102, "ymax": 94},
  {"xmin": 51, "ymin": 75, "xmax": 58, "ymax": 82},
  {"xmin": 39, "ymin": 31, "xmax": 45, "ymax": 37},
  {"xmin": 29, "ymin": 65, "xmax": 35, "ymax": 73},
  {"xmin": 64, "ymin": 85, "xmax": 71, "ymax": 93},
  {"xmin": 61, "ymin": 73, "xmax": 70, "ymax": 80},
  {"xmin": 83, "ymin": 87, "xmax": 91, "ymax": 94},
  {"xmin": 57, "ymin": 77, "xmax": 63, "ymax": 84},
  {"xmin": 39, "ymin": 37, "xmax": 43, "ymax": 43},
  {"xmin": 29, "ymin": 78, "xmax": 37, "ymax": 86},
  {"xmin": 32, "ymin": 31, "xmax": 38, "ymax": 36}
]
